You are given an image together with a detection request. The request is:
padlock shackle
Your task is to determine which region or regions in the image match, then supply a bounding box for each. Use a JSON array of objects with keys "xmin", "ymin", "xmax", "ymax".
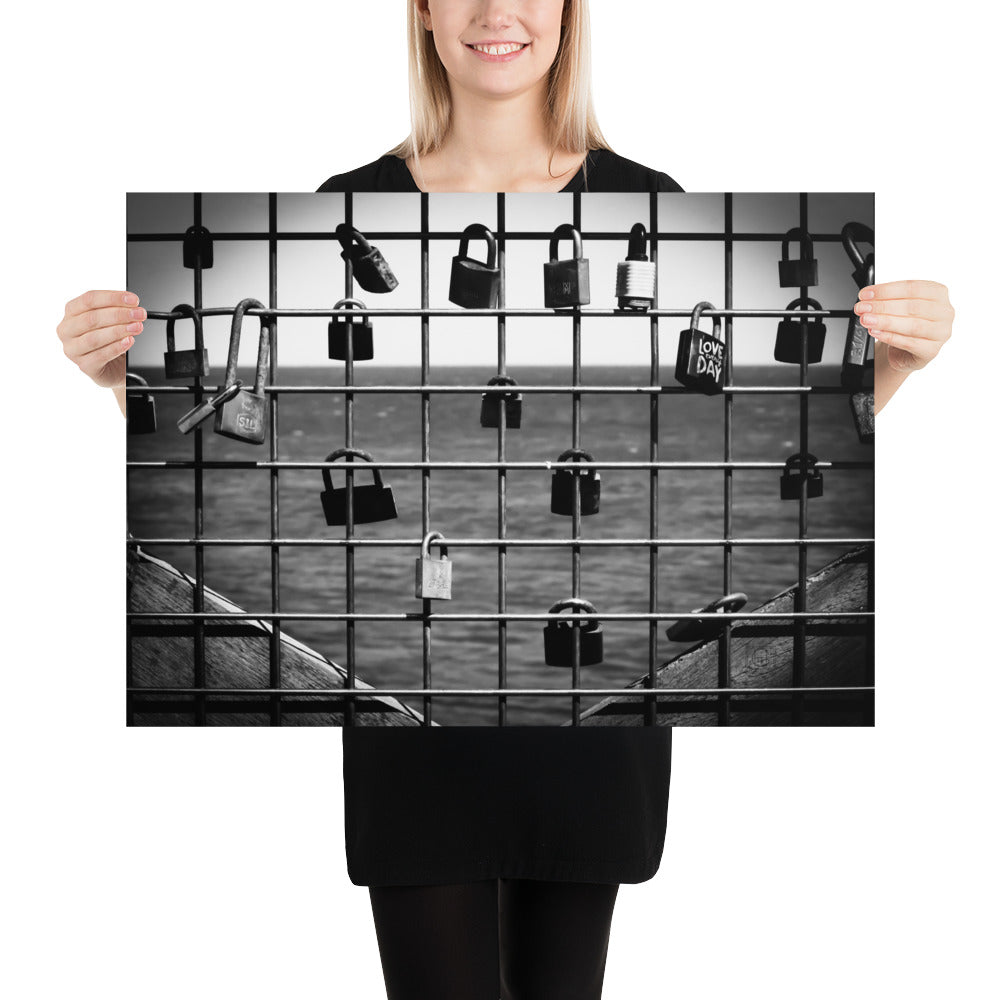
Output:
[
  {"xmin": 693, "ymin": 592, "xmax": 749, "ymax": 616},
  {"xmin": 321, "ymin": 447, "xmax": 382, "ymax": 492},
  {"xmin": 780, "ymin": 226, "xmax": 815, "ymax": 262},
  {"xmin": 485, "ymin": 374, "xmax": 519, "ymax": 388},
  {"xmin": 547, "ymin": 597, "xmax": 600, "ymax": 631},
  {"xmin": 689, "ymin": 300, "xmax": 721, "ymax": 339},
  {"xmin": 420, "ymin": 530, "xmax": 448, "ymax": 559},
  {"xmin": 332, "ymin": 297, "xmax": 367, "ymax": 312},
  {"xmin": 783, "ymin": 296, "xmax": 824, "ymax": 316},
  {"xmin": 782, "ymin": 451, "xmax": 819, "ymax": 472},
  {"xmin": 166, "ymin": 303, "xmax": 205, "ymax": 355},
  {"xmin": 125, "ymin": 372, "xmax": 149, "ymax": 388},
  {"xmin": 555, "ymin": 447, "xmax": 596, "ymax": 465},
  {"xmin": 626, "ymin": 222, "xmax": 649, "ymax": 261},
  {"xmin": 457, "ymin": 223, "xmax": 498, "ymax": 269},
  {"xmin": 223, "ymin": 298, "xmax": 272, "ymax": 396},
  {"xmin": 841, "ymin": 222, "xmax": 875, "ymax": 270},
  {"xmin": 335, "ymin": 223, "xmax": 372, "ymax": 255},
  {"xmin": 549, "ymin": 222, "xmax": 583, "ymax": 262}
]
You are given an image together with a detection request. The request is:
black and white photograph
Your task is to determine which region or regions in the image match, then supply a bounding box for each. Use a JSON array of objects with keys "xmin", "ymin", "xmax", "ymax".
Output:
[{"xmin": 125, "ymin": 190, "xmax": 876, "ymax": 728}]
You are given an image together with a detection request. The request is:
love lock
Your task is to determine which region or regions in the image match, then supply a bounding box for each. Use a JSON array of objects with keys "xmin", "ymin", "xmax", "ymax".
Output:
[
  {"xmin": 125, "ymin": 372, "xmax": 156, "ymax": 435},
  {"xmin": 774, "ymin": 296, "xmax": 827, "ymax": 365},
  {"xmin": 336, "ymin": 223, "xmax": 399, "ymax": 293},
  {"xmin": 414, "ymin": 530, "xmax": 452, "ymax": 600},
  {"xmin": 779, "ymin": 452, "xmax": 824, "ymax": 500},
  {"xmin": 778, "ymin": 226, "xmax": 818, "ymax": 287},
  {"xmin": 328, "ymin": 298, "xmax": 374, "ymax": 361},
  {"xmin": 615, "ymin": 222, "xmax": 656, "ymax": 311},
  {"xmin": 182, "ymin": 224, "xmax": 214, "ymax": 270},
  {"xmin": 212, "ymin": 298, "xmax": 273, "ymax": 444},
  {"xmin": 850, "ymin": 391, "xmax": 875, "ymax": 444},
  {"xmin": 479, "ymin": 374, "xmax": 523, "ymax": 428},
  {"xmin": 543, "ymin": 598, "xmax": 604, "ymax": 667},
  {"xmin": 319, "ymin": 447, "xmax": 398, "ymax": 525},
  {"xmin": 841, "ymin": 222, "xmax": 876, "ymax": 389},
  {"xmin": 543, "ymin": 223, "xmax": 590, "ymax": 309},
  {"xmin": 675, "ymin": 301, "xmax": 725, "ymax": 395},
  {"xmin": 550, "ymin": 448, "xmax": 600, "ymax": 516},
  {"xmin": 449, "ymin": 223, "xmax": 500, "ymax": 309},
  {"xmin": 666, "ymin": 592, "xmax": 748, "ymax": 644},
  {"xmin": 163, "ymin": 303, "xmax": 209, "ymax": 379}
]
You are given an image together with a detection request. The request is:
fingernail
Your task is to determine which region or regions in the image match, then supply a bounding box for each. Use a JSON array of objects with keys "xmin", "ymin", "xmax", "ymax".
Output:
[
  {"xmin": 855, "ymin": 302, "xmax": 872, "ymax": 314},
  {"xmin": 868, "ymin": 328, "xmax": 881, "ymax": 340},
  {"xmin": 859, "ymin": 287, "xmax": 875, "ymax": 300},
  {"xmin": 123, "ymin": 292, "xmax": 139, "ymax": 306},
  {"xmin": 126, "ymin": 321, "xmax": 143, "ymax": 333},
  {"xmin": 122, "ymin": 336, "xmax": 134, "ymax": 348}
]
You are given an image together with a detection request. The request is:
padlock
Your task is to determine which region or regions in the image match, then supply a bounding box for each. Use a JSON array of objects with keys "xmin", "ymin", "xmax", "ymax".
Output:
[
  {"xmin": 163, "ymin": 303, "xmax": 209, "ymax": 379},
  {"xmin": 666, "ymin": 592, "xmax": 748, "ymax": 644},
  {"xmin": 320, "ymin": 447, "xmax": 398, "ymax": 525},
  {"xmin": 615, "ymin": 222, "xmax": 656, "ymax": 311},
  {"xmin": 543, "ymin": 223, "xmax": 590, "ymax": 309},
  {"xmin": 850, "ymin": 391, "xmax": 875, "ymax": 444},
  {"xmin": 841, "ymin": 223, "xmax": 876, "ymax": 389},
  {"xmin": 543, "ymin": 598, "xmax": 604, "ymax": 667},
  {"xmin": 550, "ymin": 448, "xmax": 600, "ymax": 516},
  {"xmin": 778, "ymin": 227, "xmax": 819, "ymax": 287},
  {"xmin": 774, "ymin": 297, "xmax": 827, "ymax": 365},
  {"xmin": 841, "ymin": 222, "xmax": 875, "ymax": 290},
  {"xmin": 182, "ymin": 224, "xmax": 214, "ymax": 270},
  {"xmin": 328, "ymin": 298, "xmax": 374, "ymax": 361},
  {"xmin": 176, "ymin": 380, "xmax": 243, "ymax": 435},
  {"xmin": 449, "ymin": 223, "xmax": 500, "ymax": 309},
  {"xmin": 213, "ymin": 298, "xmax": 272, "ymax": 445},
  {"xmin": 779, "ymin": 452, "xmax": 824, "ymax": 500},
  {"xmin": 125, "ymin": 372, "xmax": 156, "ymax": 434},
  {"xmin": 336, "ymin": 223, "xmax": 398, "ymax": 293},
  {"xmin": 674, "ymin": 301, "xmax": 725, "ymax": 395},
  {"xmin": 414, "ymin": 530, "xmax": 452, "ymax": 600},
  {"xmin": 479, "ymin": 375, "xmax": 522, "ymax": 428}
]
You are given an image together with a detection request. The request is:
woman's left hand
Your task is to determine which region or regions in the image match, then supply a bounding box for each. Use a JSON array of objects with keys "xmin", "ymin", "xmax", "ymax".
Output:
[{"xmin": 855, "ymin": 279, "xmax": 954, "ymax": 372}]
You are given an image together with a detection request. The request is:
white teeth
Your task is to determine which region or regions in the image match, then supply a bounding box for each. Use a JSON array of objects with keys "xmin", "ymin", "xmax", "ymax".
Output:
[{"xmin": 471, "ymin": 43, "xmax": 526, "ymax": 55}]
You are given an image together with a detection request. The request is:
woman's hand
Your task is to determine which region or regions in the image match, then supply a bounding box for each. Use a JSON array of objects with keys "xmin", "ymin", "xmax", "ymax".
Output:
[
  {"xmin": 57, "ymin": 290, "xmax": 146, "ymax": 390},
  {"xmin": 856, "ymin": 280, "xmax": 954, "ymax": 413}
]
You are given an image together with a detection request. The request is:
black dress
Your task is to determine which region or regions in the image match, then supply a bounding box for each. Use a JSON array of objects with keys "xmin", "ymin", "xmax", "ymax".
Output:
[{"xmin": 319, "ymin": 149, "xmax": 683, "ymax": 887}]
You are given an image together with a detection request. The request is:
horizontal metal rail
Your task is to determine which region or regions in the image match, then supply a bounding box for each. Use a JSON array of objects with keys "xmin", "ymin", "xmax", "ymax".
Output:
[{"xmin": 127, "ymin": 536, "xmax": 874, "ymax": 547}]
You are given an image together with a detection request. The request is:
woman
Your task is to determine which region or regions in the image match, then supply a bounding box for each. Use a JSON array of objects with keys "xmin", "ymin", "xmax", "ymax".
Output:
[{"xmin": 56, "ymin": 2, "xmax": 954, "ymax": 997}]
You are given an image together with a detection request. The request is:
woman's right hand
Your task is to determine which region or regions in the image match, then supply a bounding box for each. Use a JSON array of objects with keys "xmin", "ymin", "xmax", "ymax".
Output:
[{"xmin": 57, "ymin": 290, "xmax": 146, "ymax": 389}]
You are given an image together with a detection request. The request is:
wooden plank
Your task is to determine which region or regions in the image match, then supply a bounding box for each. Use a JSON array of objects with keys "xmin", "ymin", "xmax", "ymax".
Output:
[
  {"xmin": 127, "ymin": 545, "xmax": 430, "ymax": 726},
  {"xmin": 570, "ymin": 546, "xmax": 873, "ymax": 727}
]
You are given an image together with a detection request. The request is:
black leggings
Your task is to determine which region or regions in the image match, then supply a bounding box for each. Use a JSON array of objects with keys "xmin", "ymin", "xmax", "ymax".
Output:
[{"xmin": 368, "ymin": 878, "xmax": 620, "ymax": 1000}]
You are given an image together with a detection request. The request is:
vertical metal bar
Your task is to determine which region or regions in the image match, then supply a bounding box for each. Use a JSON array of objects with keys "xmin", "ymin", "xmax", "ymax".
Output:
[
  {"xmin": 496, "ymin": 193, "xmax": 509, "ymax": 726},
  {"xmin": 343, "ymin": 194, "xmax": 356, "ymax": 727},
  {"xmin": 570, "ymin": 193, "xmax": 583, "ymax": 725},
  {"xmin": 793, "ymin": 193, "xmax": 810, "ymax": 724},
  {"xmin": 646, "ymin": 192, "xmax": 660, "ymax": 727},
  {"xmin": 267, "ymin": 193, "xmax": 282, "ymax": 725},
  {"xmin": 719, "ymin": 194, "xmax": 734, "ymax": 726},
  {"xmin": 420, "ymin": 193, "xmax": 433, "ymax": 725},
  {"xmin": 192, "ymin": 192, "xmax": 207, "ymax": 726}
]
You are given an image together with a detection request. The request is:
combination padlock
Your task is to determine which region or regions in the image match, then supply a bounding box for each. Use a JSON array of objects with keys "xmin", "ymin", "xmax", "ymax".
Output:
[
  {"xmin": 850, "ymin": 391, "xmax": 875, "ymax": 444},
  {"xmin": 336, "ymin": 223, "xmax": 398, "ymax": 293},
  {"xmin": 774, "ymin": 297, "xmax": 827, "ymax": 365},
  {"xmin": 479, "ymin": 375, "xmax": 522, "ymax": 428},
  {"xmin": 182, "ymin": 224, "xmax": 214, "ymax": 270},
  {"xmin": 543, "ymin": 223, "xmax": 590, "ymax": 309},
  {"xmin": 675, "ymin": 301, "xmax": 725, "ymax": 395},
  {"xmin": 779, "ymin": 452, "xmax": 824, "ymax": 500},
  {"xmin": 841, "ymin": 222, "xmax": 875, "ymax": 289},
  {"xmin": 666, "ymin": 592, "xmax": 748, "ymax": 644},
  {"xmin": 163, "ymin": 303, "xmax": 209, "ymax": 379},
  {"xmin": 841, "ymin": 223, "xmax": 876, "ymax": 389},
  {"xmin": 213, "ymin": 298, "xmax": 272, "ymax": 444},
  {"xmin": 543, "ymin": 598, "xmax": 604, "ymax": 667},
  {"xmin": 414, "ymin": 530, "xmax": 452, "ymax": 600},
  {"xmin": 615, "ymin": 222, "xmax": 656, "ymax": 311},
  {"xmin": 328, "ymin": 298, "xmax": 374, "ymax": 361},
  {"xmin": 176, "ymin": 380, "xmax": 243, "ymax": 435},
  {"xmin": 550, "ymin": 448, "xmax": 600, "ymax": 516},
  {"xmin": 125, "ymin": 372, "xmax": 156, "ymax": 435},
  {"xmin": 778, "ymin": 227, "xmax": 819, "ymax": 287},
  {"xmin": 320, "ymin": 447, "xmax": 398, "ymax": 525},
  {"xmin": 449, "ymin": 223, "xmax": 500, "ymax": 309}
]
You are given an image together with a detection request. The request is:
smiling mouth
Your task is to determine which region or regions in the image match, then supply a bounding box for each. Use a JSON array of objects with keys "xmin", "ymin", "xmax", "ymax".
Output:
[{"xmin": 466, "ymin": 42, "xmax": 529, "ymax": 56}]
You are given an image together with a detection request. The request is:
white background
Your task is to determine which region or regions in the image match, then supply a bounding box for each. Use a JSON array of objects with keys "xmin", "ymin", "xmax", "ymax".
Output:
[{"xmin": 3, "ymin": 2, "xmax": 996, "ymax": 998}]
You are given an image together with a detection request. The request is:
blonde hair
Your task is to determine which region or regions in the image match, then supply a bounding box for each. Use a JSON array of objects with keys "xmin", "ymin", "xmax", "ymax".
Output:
[{"xmin": 386, "ymin": 0, "xmax": 612, "ymax": 182}]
